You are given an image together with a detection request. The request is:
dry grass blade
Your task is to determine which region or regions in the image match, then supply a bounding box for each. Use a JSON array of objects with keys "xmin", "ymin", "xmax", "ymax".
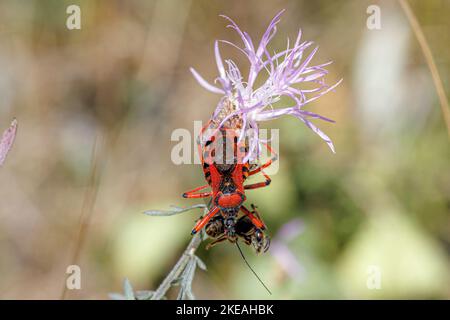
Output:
[
  {"xmin": 398, "ymin": 0, "xmax": 450, "ymax": 138},
  {"xmin": 60, "ymin": 135, "xmax": 104, "ymax": 299}
]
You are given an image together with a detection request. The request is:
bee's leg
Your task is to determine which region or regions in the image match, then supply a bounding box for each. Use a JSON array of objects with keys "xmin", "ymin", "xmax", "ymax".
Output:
[
  {"xmin": 240, "ymin": 234, "xmax": 253, "ymax": 246},
  {"xmin": 205, "ymin": 235, "xmax": 227, "ymax": 250},
  {"xmin": 262, "ymin": 234, "xmax": 271, "ymax": 252},
  {"xmin": 252, "ymin": 229, "xmax": 271, "ymax": 254}
]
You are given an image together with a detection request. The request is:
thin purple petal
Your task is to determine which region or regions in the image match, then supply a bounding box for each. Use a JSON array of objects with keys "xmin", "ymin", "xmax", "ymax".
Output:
[
  {"xmin": 0, "ymin": 119, "xmax": 18, "ymax": 166},
  {"xmin": 190, "ymin": 68, "xmax": 225, "ymax": 95}
]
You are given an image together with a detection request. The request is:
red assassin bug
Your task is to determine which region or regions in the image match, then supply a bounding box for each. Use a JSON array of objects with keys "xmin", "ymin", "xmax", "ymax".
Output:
[{"xmin": 182, "ymin": 117, "xmax": 277, "ymax": 253}]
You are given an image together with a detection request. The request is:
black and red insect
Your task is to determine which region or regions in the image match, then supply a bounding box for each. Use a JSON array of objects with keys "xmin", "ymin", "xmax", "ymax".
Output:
[{"xmin": 182, "ymin": 120, "xmax": 277, "ymax": 253}]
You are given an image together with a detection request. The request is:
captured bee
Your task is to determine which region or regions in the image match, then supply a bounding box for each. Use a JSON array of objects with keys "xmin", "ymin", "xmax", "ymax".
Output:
[{"xmin": 204, "ymin": 204, "xmax": 270, "ymax": 254}]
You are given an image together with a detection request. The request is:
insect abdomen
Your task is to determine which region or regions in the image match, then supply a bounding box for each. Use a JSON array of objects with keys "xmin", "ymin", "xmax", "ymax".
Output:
[{"xmin": 217, "ymin": 194, "xmax": 243, "ymax": 208}]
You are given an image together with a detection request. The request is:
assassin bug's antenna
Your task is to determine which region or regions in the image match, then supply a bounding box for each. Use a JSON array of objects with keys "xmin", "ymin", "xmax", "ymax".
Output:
[{"xmin": 235, "ymin": 242, "xmax": 272, "ymax": 295}]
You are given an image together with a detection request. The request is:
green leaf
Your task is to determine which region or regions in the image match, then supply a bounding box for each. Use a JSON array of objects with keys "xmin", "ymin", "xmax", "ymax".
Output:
[{"xmin": 123, "ymin": 278, "xmax": 135, "ymax": 300}]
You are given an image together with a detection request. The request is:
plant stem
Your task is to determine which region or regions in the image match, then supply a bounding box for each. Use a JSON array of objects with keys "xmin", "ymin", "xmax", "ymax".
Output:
[{"xmin": 150, "ymin": 233, "xmax": 203, "ymax": 300}]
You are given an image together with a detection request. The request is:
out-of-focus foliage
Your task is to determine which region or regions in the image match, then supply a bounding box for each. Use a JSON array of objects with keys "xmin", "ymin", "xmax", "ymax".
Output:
[{"xmin": 0, "ymin": 0, "xmax": 448, "ymax": 299}]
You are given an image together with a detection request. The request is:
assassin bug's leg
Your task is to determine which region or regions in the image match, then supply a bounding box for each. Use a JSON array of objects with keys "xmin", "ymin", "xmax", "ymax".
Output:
[
  {"xmin": 197, "ymin": 120, "xmax": 218, "ymax": 166},
  {"xmin": 196, "ymin": 120, "xmax": 214, "ymax": 152},
  {"xmin": 244, "ymin": 170, "xmax": 271, "ymax": 190},
  {"xmin": 206, "ymin": 235, "xmax": 228, "ymax": 250},
  {"xmin": 248, "ymin": 142, "xmax": 278, "ymax": 177},
  {"xmin": 182, "ymin": 184, "xmax": 212, "ymax": 199},
  {"xmin": 240, "ymin": 205, "xmax": 266, "ymax": 230},
  {"xmin": 250, "ymin": 204, "xmax": 262, "ymax": 219},
  {"xmin": 242, "ymin": 205, "xmax": 270, "ymax": 253},
  {"xmin": 198, "ymin": 120, "xmax": 213, "ymax": 141},
  {"xmin": 244, "ymin": 142, "xmax": 275, "ymax": 190},
  {"xmin": 191, "ymin": 206, "xmax": 220, "ymax": 235}
]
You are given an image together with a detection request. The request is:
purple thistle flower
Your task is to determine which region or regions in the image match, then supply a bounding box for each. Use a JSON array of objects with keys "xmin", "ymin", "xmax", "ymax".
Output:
[
  {"xmin": 0, "ymin": 118, "xmax": 18, "ymax": 166},
  {"xmin": 191, "ymin": 10, "xmax": 341, "ymax": 159}
]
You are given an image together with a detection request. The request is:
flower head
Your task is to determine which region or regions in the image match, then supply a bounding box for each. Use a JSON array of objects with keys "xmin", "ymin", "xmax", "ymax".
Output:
[{"xmin": 191, "ymin": 10, "xmax": 341, "ymax": 161}]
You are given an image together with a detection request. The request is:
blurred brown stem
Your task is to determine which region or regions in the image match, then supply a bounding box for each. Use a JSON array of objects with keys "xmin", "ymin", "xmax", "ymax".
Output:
[
  {"xmin": 60, "ymin": 135, "xmax": 103, "ymax": 299},
  {"xmin": 398, "ymin": 0, "xmax": 450, "ymax": 138}
]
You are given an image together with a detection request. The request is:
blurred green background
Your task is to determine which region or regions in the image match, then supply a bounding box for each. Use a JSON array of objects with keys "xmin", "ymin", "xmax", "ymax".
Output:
[{"xmin": 0, "ymin": 0, "xmax": 448, "ymax": 299}]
